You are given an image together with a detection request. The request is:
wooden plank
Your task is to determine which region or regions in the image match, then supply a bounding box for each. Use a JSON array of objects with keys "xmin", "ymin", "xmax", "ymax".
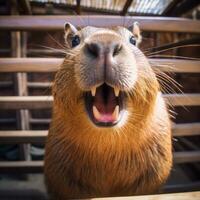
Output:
[
  {"xmin": 0, "ymin": 81, "xmax": 13, "ymax": 88},
  {"xmin": 0, "ymin": 130, "xmax": 47, "ymax": 143},
  {"xmin": 0, "ymin": 94, "xmax": 199, "ymax": 110},
  {"xmin": 0, "ymin": 96, "xmax": 53, "ymax": 109},
  {"xmin": 29, "ymin": 118, "xmax": 51, "ymax": 124},
  {"xmin": 27, "ymin": 82, "xmax": 53, "ymax": 89},
  {"xmin": 173, "ymin": 151, "xmax": 200, "ymax": 164},
  {"xmin": 0, "ymin": 122, "xmax": 199, "ymax": 144},
  {"xmin": 92, "ymin": 192, "xmax": 200, "ymax": 200},
  {"xmin": 0, "ymin": 151, "xmax": 199, "ymax": 173},
  {"xmin": 163, "ymin": 93, "xmax": 200, "ymax": 106},
  {"xmin": 18, "ymin": 0, "xmax": 32, "ymax": 15},
  {"xmin": 10, "ymin": 4, "xmax": 31, "ymax": 163},
  {"xmin": 168, "ymin": 0, "xmax": 200, "ymax": 17},
  {"xmin": 121, "ymin": 0, "xmax": 133, "ymax": 16},
  {"xmin": 0, "ymin": 16, "xmax": 200, "ymax": 33},
  {"xmin": 27, "ymin": 48, "xmax": 65, "ymax": 56},
  {"xmin": 163, "ymin": 182, "xmax": 200, "ymax": 193},
  {"xmin": 0, "ymin": 161, "xmax": 43, "ymax": 173},
  {"xmin": 0, "ymin": 58, "xmax": 62, "ymax": 72},
  {"xmin": 0, "ymin": 118, "xmax": 16, "ymax": 123},
  {"xmin": 76, "ymin": 0, "xmax": 81, "ymax": 15},
  {"xmin": 149, "ymin": 59, "xmax": 200, "ymax": 73},
  {"xmin": 0, "ymin": 58, "xmax": 200, "ymax": 73},
  {"xmin": 162, "ymin": 0, "xmax": 180, "ymax": 16},
  {"xmin": 172, "ymin": 123, "xmax": 200, "ymax": 137}
]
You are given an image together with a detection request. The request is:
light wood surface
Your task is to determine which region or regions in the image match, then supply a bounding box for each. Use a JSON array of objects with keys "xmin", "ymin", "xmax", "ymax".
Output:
[
  {"xmin": 174, "ymin": 151, "xmax": 200, "ymax": 164},
  {"xmin": 163, "ymin": 93, "xmax": 200, "ymax": 106},
  {"xmin": 0, "ymin": 58, "xmax": 200, "ymax": 73},
  {"xmin": 92, "ymin": 191, "xmax": 200, "ymax": 200},
  {"xmin": 172, "ymin": 123, "xmax": 200, "ymax": 137},
  {"xmin": 0, "ymin": 130, "xmax": 47, "ymax": 143},
  {"xmin": 0, "ymin": 16, "xmax": 200, "ymax": 33}
]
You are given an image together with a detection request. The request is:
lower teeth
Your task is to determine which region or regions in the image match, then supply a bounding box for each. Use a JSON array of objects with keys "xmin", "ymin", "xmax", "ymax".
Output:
[{"xmin": 92, "ymin": 105, "xmax": 119, "ymax": 122}]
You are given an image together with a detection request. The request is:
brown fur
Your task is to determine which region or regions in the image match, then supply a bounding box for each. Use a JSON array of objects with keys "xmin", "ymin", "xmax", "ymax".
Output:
[{"xmin": 44, "ymin": 24, "xmax": 172, "ymax": 199}]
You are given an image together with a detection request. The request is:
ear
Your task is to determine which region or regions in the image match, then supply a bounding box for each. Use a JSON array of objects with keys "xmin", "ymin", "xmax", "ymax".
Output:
[
  {"xmin": 64, "ymin": 22, "xmax": 78, "ymax": 46},
  {"xmin": 64, "ymin": 22, "xmax": 78, "ymax": 35},
  {"xmin": 131, "ymin": 22, "xmax": 142, "ymax": 45}
]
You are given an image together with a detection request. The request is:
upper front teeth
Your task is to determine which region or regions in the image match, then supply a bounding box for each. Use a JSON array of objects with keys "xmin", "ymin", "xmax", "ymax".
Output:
[
  {"xmin": 91, "ymin": 87, "xmax": 96, "ymax": 96},
  {"xmin": 114, "ymin": 88, "xmax": 120, "ymax": 97}
]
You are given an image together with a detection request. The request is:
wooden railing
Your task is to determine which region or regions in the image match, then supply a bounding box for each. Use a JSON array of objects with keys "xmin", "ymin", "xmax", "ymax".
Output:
[
  {"xmin": 0, "ymin": 16, "xmax": 199, "ymax": 193},
  {"xmin": 0, "ymin": 60, "xmax": 199, "ymax": 169},
  {"xmin": 0, "ymin": 58, "xmax": 200, "ymax": 73},
  {"xmin": 0, "ymin": 16, "xmax": 200, "ymax": 33}
]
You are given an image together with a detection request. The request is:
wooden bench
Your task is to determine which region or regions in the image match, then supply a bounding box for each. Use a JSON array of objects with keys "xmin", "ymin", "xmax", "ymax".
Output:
[
  {"xmin": 93, "ymin": 191, "xmax": 200, "ymax": 200},
  {"xmin": 0, "ymin": 15, "xmax": 199, "ymax": 193}
]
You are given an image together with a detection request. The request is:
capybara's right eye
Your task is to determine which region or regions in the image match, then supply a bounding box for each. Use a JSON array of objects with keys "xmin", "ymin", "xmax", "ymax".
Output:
[
  {"xmin": 71, "ymin": 35, "xmax": 80, "ymax": 47},
  {"xmin": 129, "ymin": 36, "xmax": 136, "ymax": 46}
]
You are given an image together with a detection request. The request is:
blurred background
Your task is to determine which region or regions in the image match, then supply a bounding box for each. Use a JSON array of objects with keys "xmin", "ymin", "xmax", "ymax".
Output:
[{"xmin": 0, "ymin": 0, "xmax": 200, "ymax": 199}]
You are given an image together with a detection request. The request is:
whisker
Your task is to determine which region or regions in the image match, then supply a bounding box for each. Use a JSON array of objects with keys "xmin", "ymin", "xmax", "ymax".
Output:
[
  {"xmin": 156, "ymin": 72, "xmax": 183, "ymax": 94},
  {"xmin": 145, "ymin": 44, "xmax": 200, "ymax": 56},
  {"xmin": 31, "ymin": 44, "xmax": 67, "ymax": 54},
  {"xmin": 148, "ymin": 54, "xmax": 200, "ymax": 60},
  {"xmin": 47, "ymin": 32, "xmax": 66, "ymax": 50}
]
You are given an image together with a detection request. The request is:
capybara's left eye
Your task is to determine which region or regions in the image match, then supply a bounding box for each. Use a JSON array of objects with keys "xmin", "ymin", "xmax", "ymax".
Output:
[
  {"xmin": 129, "ymin": 36, "xmax": 136, "ymax": 45},
  {"xmin": 71, "ymin": 35, "xmax": 80, "ymax": 47}
]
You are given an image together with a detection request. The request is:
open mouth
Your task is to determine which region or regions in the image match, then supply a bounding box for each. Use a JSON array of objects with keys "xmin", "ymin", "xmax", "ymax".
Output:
[{"xmin": 85, "ymin": 83, "xmax": 125, "ymax": 127}]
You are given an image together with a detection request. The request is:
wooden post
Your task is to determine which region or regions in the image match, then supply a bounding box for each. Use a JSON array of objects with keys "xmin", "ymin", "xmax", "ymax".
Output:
[{"xmin": 11, "ymin": 0, "xmax": 31, "ymax": 165}]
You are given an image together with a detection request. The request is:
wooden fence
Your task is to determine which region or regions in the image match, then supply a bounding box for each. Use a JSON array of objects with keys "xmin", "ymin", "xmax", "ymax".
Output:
[{"xmin": 0, "ymin": 16, "xmax": 199, "ymax": 192}]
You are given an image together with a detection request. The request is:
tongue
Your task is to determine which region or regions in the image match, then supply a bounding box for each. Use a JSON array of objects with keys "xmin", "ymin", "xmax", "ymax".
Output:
[
  {"xmin": 93, "ymin": 105, "xmax": 119, "ymax": 123},
  {"xmin": 92, "ymin": 85, "xmax": 119, "ymax": 123}
]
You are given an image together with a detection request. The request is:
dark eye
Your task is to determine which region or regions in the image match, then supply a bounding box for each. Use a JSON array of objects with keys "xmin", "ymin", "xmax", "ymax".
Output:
[
  {"xmin": 71, "ymin": 35, "xmax": 80, "ymax": 47},
  {"xmin": 129, "ymin": 36, "xmax": 136, "ymax": 45}
]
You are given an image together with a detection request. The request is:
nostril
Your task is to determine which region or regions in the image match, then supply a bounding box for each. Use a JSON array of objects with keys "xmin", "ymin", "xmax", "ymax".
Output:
[
  {"xmin": 86, "ymin": 43, "xmax": 100, "ymax": 57},
  {"xmin": 113, "ymin": 44, "xmax": 122, "ymax": 56}
]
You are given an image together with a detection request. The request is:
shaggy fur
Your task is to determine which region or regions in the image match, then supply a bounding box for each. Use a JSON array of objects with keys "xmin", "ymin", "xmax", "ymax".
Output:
[{"xmin": 44, "ymin": 24, "xmax": 172, "ymax": 199}]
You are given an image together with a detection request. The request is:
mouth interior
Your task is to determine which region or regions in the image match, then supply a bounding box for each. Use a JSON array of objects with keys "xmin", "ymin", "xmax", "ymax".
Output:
[{"xmin": 85, "ymin": 83, "xmax": 123, "ymax": 126}]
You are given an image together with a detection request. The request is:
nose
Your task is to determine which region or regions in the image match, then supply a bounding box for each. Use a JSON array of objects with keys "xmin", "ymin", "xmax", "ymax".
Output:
[{"xmin": 85, "ymin": 42, "xmax": 122, "ymax": 58}]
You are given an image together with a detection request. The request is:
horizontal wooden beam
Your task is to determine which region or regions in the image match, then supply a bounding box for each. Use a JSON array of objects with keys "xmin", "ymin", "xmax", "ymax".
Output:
[
  {"xmin": 28, "ymin": 82, "xmax": 53, "ymax": 89},
  {"xmin": 0, "ymin": 130, "xmax": 47, "ymax": 144},
  {"xmin": 0, "ymin": 94, "xmax": 199, "ymax": 110},
  {"xmin": 0, "ymin": 118, "xmax": 16, "ymax": 123},
  {"xmin": 0, "ymin": 16, "xmax": 200, "ymax": 33},
  {"xmin": 0, "ymin": 161, "xmax": 43, "ymax": 173},
  {"xmin": 0, "ymin": 81, "xmax": 13, "ymax": 88},
  {"xmin": 28, "ymin": 48, "xmax": 65, "ymax": 56},
  {"xmin": 163, "ymin": 182, "xmax": 200, "ymax": 193},
  {"xmin": 172, "ymin": 123, "xmax": 200, "ymax": 137},
  {"xmin": 93, "ymin": 192, "xmax": 200, "ymax": 200},
  {"xmin": 149, "ymin": 59, "xmax": 200, "ymax": 73},
  {"xmin": 0, "ymin": 96, "xmax": 53, "ymax": 109},
  {"xmin": 0, "ymin": 58, "xmax": 200, "ymax": 73},
  {"xmin": 0, "ymin": 58, "xmax": 62, "ymax": 73},
  {"xmin": 0, "ymin": 123, "xmax": 199, "ymax": 144},
  {"xmin": 0, "ymin": 151, "xmax": 199, "ymax": 173},
  {"xmin": 173, "ymin": 151, "xmax": 200, "ymax": 164},
  {"xmin": 163, "ymin": 93, "xmax": 200, "ymax": 106},
  {"xmin": 29, "ymin": 118, "xmax": 51, "ymax": 124},
  {"xmin": 0, "ymin": 81, "xmax": 53, "ymax": 89}
]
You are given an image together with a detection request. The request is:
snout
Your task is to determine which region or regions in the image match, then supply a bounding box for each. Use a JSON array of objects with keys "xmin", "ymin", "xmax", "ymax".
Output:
[
  {"xmin": 85, "ymin": 42, "xmax": 123, "ymax": 59},
  {"xmin": 84, "ymin": 40, "xmax": 124, "ymax": 86},
  {"xmin": 76, "ymin": 32, "xmax": 138, "ymax": 92}
]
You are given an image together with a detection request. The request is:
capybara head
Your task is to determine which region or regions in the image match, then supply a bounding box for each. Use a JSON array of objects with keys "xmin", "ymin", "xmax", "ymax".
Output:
[{"xmin": 53, "ymin": 22, "xmax": 159, "ymax": 132}]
